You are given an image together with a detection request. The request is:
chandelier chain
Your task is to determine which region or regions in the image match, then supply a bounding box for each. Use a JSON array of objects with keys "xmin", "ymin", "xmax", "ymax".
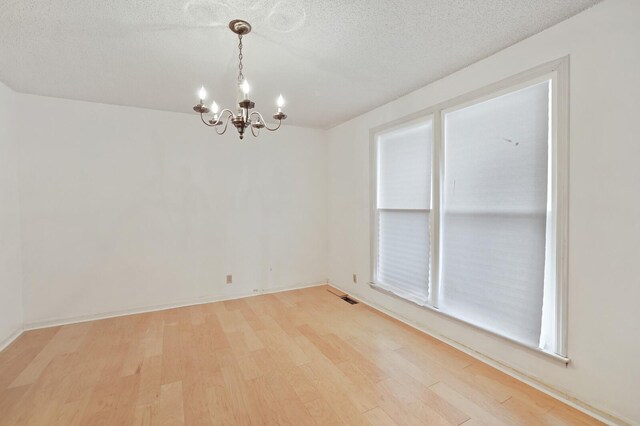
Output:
[{"xmin": 237, "ymin": 34, "xmax": 244, "ymax": 83}]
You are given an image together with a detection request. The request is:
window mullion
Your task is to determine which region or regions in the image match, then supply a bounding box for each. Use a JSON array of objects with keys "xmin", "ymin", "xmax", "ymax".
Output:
[{"xmin": 428, "ymin": 110, "xmax": 443, "ymax": 309}]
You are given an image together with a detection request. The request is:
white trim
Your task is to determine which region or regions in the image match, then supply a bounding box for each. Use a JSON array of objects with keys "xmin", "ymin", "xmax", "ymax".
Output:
[
  {"xmin": 439, "ymin": 71, "xmax": 558, "ymax": 116},
  {"xmin": 23, "ymin": 281, "xmax": 327, "ymax": 331},
  {"xmin": 369, "ymin": 131, "xmax": 378, "ymax": 285},
  {"xmin": 329, "ymin": 282, "xmax": 623, "ymax": 426},
  {"xmin": 430, "ymin": 109, "xmax": 443, "ymax": 308},
  {"xmin": 0, "ymin": 328, "xmax": 24, "ymax": 352},
  {"xmin": 554, "ymin": 58, "xmax": 570, "ymax": 357}
]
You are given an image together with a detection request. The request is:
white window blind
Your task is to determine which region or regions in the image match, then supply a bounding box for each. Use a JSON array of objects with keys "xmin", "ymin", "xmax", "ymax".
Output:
[
  {"xmin": 440, "ymin": 81, "xmax": 551, "ymax": 346},
  {"xmin": 375, "ymin": 120, "xmax": 433, "ymax": 305}
]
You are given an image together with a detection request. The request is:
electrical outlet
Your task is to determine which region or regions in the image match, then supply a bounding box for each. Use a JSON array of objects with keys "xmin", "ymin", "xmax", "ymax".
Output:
[
  {"xmin": 226, "ymin": 274, "xmax": 233, "ymax": 284},
  {"xmin": 353, "ymin": 274, "xmax": 358, "ymax": 283}
]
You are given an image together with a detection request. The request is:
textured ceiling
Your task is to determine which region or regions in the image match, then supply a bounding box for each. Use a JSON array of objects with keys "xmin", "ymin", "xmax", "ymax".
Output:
[{"xmin": 0, "ymin": 0, "xmax": 601, "ymax": 128}]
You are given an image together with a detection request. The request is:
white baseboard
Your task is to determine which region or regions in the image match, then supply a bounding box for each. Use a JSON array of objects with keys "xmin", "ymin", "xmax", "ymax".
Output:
[
  {"xmin": 24, "ymin": 281, "xmax": 327, "ymax": 331},
  {"xmin": 328, "ymin": 281, "xmax": 627, "ymax": 426},
  {"xmin": 0, "ymin": 328, "xmax": 23, "ymax": 352}
]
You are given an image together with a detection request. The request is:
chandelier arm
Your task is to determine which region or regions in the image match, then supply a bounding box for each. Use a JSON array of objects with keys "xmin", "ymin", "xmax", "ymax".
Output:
[
  {"xmin": 200, "ymin": 109, "xmax": 234, "ymax": 134},
  {"xmin": 213, "ymin": 112, "xmax": 234, "ymax": 135},
  {"xmin": 200, "ymin": 113, "xmax": 216, "ymax": 127},
  {"xmin": 208, "ymin": 109, "xmax": 235, "ymax": 125},
  {"xmin": 249, "ymin": 123, "xmax": 261, "ymax": 138},
  {"xmin": 265, "ymin": 119, "xmax": 283, "ymax": 132},
  {"xmin": 249, "ymin": 111, "xmax": 282, "ymax": 132}
]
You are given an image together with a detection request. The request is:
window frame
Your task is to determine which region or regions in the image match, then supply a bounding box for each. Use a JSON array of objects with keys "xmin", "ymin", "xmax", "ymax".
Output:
[{"xmin": 369, "ymin": 57, "xmax": 569, "ymax": 361}]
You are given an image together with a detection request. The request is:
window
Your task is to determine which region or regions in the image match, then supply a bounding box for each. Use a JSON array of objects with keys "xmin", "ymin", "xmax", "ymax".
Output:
[
  {"xmin": 440, "ymin": 81, "xmax": 550, "ymax": 348},
  {"xmin": 375, "ymin": 119, "xmax": 433, "ymax": 305},
  {"xmin": 371, "ymin": 59, "xmax": 568, "ymax": 358}
]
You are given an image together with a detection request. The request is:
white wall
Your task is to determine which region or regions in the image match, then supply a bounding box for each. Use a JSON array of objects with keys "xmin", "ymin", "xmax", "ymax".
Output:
[
  {"xmin": 327, "ymin": 0, "xmax": 640, "ymax": 424},
  {"xmin": 16, "ymin": 95, "xmax": 327, "ymax": 326},
  {"xmin": 0, "ymin": 82, "xmax": 23, "ymax": 347}
]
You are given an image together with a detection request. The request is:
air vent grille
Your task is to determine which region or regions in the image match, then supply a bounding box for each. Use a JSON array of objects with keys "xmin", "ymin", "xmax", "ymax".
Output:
[{"xmin": 340, "ymin": 295, "xmax": 359, "ymax": 305}]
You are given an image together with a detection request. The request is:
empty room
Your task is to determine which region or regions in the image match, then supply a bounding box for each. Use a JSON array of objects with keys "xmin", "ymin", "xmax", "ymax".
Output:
[{"xmin": 0, "ymin": 0, "xmax": 639, "ymax": 424}]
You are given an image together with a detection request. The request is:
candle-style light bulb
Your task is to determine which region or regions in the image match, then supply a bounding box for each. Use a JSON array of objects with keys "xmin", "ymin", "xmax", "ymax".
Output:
[
  {"xmin": 211, "ymin": 101, "xmax": 219, "ymax": 120},
  {"xmin": 276, "ymin": 94, "xmax": 285, "ymax": 112},
  {"xmin": 198, "ymin": 86, "xmax": 207, "ymax": 101},
  {"xmin": 241, "ymin": 80, "xmax": 250, "ymax": 99}
]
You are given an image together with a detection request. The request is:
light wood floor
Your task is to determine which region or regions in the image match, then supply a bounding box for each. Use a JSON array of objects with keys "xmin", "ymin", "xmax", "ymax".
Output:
[{"xmin": 0, "ymin": 285, "xmax": 602, "ymax": 425}]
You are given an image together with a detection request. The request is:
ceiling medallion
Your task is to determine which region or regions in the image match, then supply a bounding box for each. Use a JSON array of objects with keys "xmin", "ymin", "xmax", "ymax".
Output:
[{"xmin": 193, "ymin": 19, "xmax": 287, "ymax": 140}]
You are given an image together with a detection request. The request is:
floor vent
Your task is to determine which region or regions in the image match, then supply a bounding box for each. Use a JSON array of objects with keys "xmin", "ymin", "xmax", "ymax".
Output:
[
  {"xmin": 327, "ymin": 288, "xmax": 359, "ymax": 305},
  {"xmin": 340, "ymin": 295, "xmax": 359, "ymax": 305}
]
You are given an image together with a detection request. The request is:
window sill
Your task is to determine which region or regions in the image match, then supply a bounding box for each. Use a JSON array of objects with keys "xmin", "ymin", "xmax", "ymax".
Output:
[{"xmin": 368, "ymin": 281, "xmax": 570, "ymax": 365}]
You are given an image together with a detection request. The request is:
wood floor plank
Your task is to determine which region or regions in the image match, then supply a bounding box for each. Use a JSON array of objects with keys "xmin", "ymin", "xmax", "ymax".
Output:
[
  {"xmin": 297, "ymin": 363, "xmax": 370, "ymax": 425},
  {"xmin": 283, "ymin": 365, "xmax": 321, "ymax": 404},
  {"xmin": 416, "ymin": 384, "xmax": 471, "ymax": 425},
  {"xmin": 137, "ymin": 355, "xmax": 162, "ymax": 406},
  {"xmin": 262, "ymin": 369, "xmax": 316, "ymax": 424},
  {"xmin": 9, "ymin": 323, "xmax": 91, "ymax": 389},
  {"xmin": 0, "ymin": 328, "xmax": 59, "ymax": 391},
  {"xmin": 160, "ymin": 324, "xmax": 183, "ymax": 385},
  {"xmin": 463, "ymin": 362, "xmax": 558, "ymax": 413},
  {"xmin": 304, "ymin": 397, "xmax": 344, "ymax": 425},
  {"xmin": 182, "ymin": 378, "xmax": 213, "ymax": 426},
  {"xmin": 430, "ymin": 381, "xmax": 510, "ymax": 426},
  {"xmin": 0, "ymin": 285, "xmax": 605, "ymax": 425},
  {"xmin": 543, "ymin": 402, "xmax": 607, "ymax": 426},
  {"xmin": 152, "ymin": 381, "xmax": 185, "ymax": 425},
  {"xmin": 205, "ymin": 372, "xmax": 238, "ymax": 425},
  {"xmin": 375, "ymin": 378, "xmax": 449, "ymax": 426},
  {"xmin": 363, "ymin": 406, "xmax": 398, "ymax": 426},
  {"xmin": 132, "ymin": 403, "xmax": 153, "ymax": 426}
]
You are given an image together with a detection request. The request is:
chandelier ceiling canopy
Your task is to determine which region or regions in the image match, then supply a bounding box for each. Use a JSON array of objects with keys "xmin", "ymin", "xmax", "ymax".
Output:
[{"xmin": 193, "ymin": 20, "xmax": 287, "ymax": 140}]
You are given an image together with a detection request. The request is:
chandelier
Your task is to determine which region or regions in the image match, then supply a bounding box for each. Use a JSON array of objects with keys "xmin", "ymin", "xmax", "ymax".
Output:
[{"xmin": 193, "ymin": 20, "xmax": 287, "ymax": 139}]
